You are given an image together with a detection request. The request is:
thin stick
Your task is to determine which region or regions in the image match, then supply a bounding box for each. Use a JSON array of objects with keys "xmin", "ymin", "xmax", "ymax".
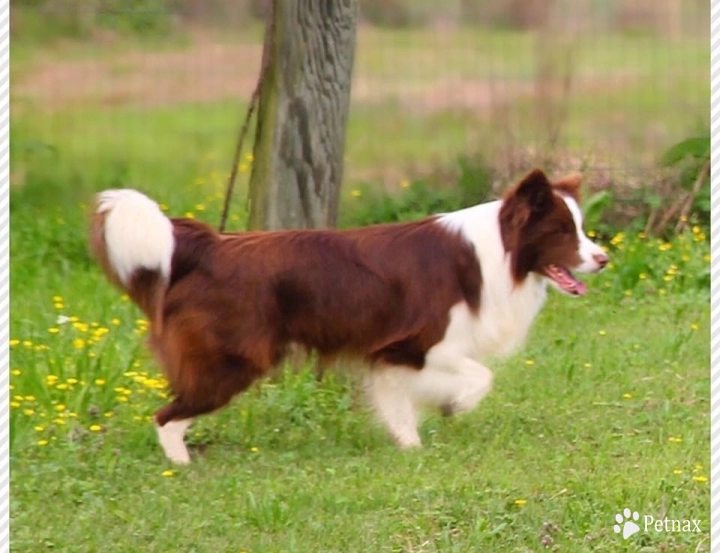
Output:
[
  {"xmin": 218, "ymin": 0, "xmax": 275, "ymax": 232},
  {"xmin": 674, "ymin": 159, "xmax": 710, "ymax": 234}
]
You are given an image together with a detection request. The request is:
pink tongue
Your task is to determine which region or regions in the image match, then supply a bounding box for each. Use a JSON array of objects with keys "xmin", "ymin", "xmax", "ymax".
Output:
[{"xmin": 552, "ymin": 266, "xmax": 587, "ymax": 296}]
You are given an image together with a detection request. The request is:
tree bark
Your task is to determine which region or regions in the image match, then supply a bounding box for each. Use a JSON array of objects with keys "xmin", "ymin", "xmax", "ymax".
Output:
[{"xmin": 247, "ymin": 0, "xmax": 359, "ymax": 230}]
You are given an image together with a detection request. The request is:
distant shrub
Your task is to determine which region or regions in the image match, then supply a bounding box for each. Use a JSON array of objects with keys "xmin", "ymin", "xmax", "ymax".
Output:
[{"xmin": 341, "ymin": 155, "xmax": 494, "ymax": 227}]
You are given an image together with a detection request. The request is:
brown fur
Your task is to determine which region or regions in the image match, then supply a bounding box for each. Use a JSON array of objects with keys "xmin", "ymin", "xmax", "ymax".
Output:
[
  {"xmin": 551, "ymin": 172, "xmax": 583, "ymax": 203},
  {"xmin": 92, "ymin": 211, "xmax": 483, "ymax": 426},
  {"xmin": 90, "ymin": 168, "xmax": 588, "ymax": 430},
  {"xmin": 499, "ymin": 169, "xmax": 583, "ymax": 283}
]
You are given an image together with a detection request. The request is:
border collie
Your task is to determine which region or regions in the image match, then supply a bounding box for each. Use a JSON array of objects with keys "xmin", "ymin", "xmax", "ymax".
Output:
[{"xmin": 90, "ymin": 168, "xmax": 608, "ymax": 464}]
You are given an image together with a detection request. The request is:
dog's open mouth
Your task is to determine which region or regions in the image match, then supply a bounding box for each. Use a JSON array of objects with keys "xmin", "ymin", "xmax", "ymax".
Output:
[{"xmin": 543, "ymin": 264, "xmax": 587, "ymax": 296}]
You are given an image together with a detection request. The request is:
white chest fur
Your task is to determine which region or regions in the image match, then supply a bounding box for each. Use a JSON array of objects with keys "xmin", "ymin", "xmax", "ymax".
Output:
[{"xmin": 437, "ymin": 201, "xmax": 548, "ymax": 361}]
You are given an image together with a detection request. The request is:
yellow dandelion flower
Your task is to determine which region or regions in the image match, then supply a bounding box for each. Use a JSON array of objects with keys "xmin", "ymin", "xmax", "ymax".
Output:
[
  {"xmin": 89, "ymin": 425, "xmax": 102, "ymax": 432},
  {"xmin": 37, "ymin": 440, "xmax": 49, "ymax": 446},
  {"xmin": 622, "ymin": 393, "xmax": 632, "ymax": 399},
  {"xmin": 104, "ymin": 412, "xmax": 114, "ymax": 418},
  {"xmin": 162, "ymin": 470, "xmax": 175, "ymax": 477},
  {"xmin": 9, "ymin": 339, "xmax": 19, "ymax": 347},
  {"xmin": 690, "ymin": 323, "xmax": 699, "ymax": 331},
  {"xmin": 184, "ymin": 212, "xmax": 195, "ymax": 219},
  {"xmin": 668, "ymin": 436, "xmax": 682, "ymax": 443},
  {"xmin": 514, "ymin": 499, "xmax": 527, "ymax": 507},
  {"xmin": 10, "ymin": 369, "xmax": 20, "ymax": 376},
  {"xmin": 673, "ymin": 469, "xmax": 682, "ymax": 475},
  {"xmin": 692, "ymin": 475, "xmax": 708, "ymax": 483},
  {"xmin": 250, "ymin": 446, "xmax": 260, "ymax": 453},
  {"xmin": 53, "ymin": 418, "xmax": 66, "ymax": 425},
  {"xmin": 34, "ymin": 426, "xmax": 44, "ymax": 432},
  {"xmin": 160, "ymin": 203, "xmax": 169, "ymax": 212},
  {"xmin": 52, "ymin": 295, "xmax": 63, "ymax": 302},
  {"xmin": 111, "ymin": 318, "xmax": 121, "ymax": 326},
  {"xmin": 117, "ymin": 396, "xmax": 129, "ymax": 403},
  {"xmin": 598, "ymin": 330, "xmax": 607, "ymax": 336},
  {"xmin": 524, "ymin": 359, "xmax": 534, "ymax": 366},
  {"xmin": 694, "ymin": 464, "xmax": 703, "ymax": 471},
  {"xmin": 95, "ymin": 379, "xmax": 106, "ymax": 386},
  {"xmin": 23, "ymin": 340, "xmax": 32, "ymax": 347},
  {"xmin": 54, "ymin": 404, "xmax": 66, "ymax": 412},
  {"xmin": 638, "ymin": 273, "xmax": 647, "ymax": 280},
  {"xmin": 48, "ymin": 327, "xmax": 60, "ymax": 334},
  {"xmin": 23, "ymin": 409, "xmax": 35, "ymax": 416},
  {"xmin": 25, "ymin": 395, "xmax": 35, "ymax": 402},
  {"xmin": 9, "ymin": 402, "xmax": 20, "ymax": 408},
  {"xmin": 54, "ymin": 303, "xmax": 64, "ymax": 310},
  {"xmin": 73, "ymin": 339, "xmax": 86, "ymax": 349}
]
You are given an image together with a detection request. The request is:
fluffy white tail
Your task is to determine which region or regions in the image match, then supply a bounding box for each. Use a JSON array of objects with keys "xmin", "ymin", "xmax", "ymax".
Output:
[{"xmin": 93, "ymin": 189, "xmax": 174, "ymax": 287}]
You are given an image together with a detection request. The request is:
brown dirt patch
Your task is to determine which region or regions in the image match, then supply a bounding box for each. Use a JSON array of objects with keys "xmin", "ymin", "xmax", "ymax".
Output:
[{"xmin": 13, "ymin": 39, "xmax": 638, "ymax": 115}]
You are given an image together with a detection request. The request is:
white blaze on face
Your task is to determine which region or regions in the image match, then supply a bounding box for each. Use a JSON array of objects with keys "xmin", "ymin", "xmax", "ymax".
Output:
[{"xmin": 560, "ymin": 194, "xmax": 607, "ymax": 273}]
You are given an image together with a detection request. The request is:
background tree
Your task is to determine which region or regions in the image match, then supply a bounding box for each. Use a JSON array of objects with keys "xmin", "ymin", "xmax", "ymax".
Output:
[{"xmin": 247, "ymin": 0, "xmax": 359, "ymax": 230}]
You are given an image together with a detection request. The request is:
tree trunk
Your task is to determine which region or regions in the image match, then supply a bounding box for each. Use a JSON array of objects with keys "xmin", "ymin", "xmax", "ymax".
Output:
[{"xmin": 247, "ymin": 0, "xmax": 359, "ymax": 230}]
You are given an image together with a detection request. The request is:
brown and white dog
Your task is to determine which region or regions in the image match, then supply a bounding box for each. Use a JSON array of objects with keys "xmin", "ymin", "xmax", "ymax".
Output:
[{"xmin": 90, "ymin": 169, "xmax": 608, "ymax": 464}]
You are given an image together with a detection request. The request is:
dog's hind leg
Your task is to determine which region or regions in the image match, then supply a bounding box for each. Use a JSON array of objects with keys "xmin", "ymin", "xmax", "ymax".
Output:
[
  {"xmin": 364, "ymin": 366, "xmax": 422, "ymax": 449},
  {"xmin": 154, "ymin": 356, "xmax": 267, "ymax": 464},
  {"xmin": 154, "ymin": 413, "xmax": 193, "ymax": 465}
]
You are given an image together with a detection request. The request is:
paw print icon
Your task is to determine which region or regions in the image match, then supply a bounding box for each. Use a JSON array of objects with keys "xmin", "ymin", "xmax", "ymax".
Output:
[{"xmin": 614, "ymin": 508, "xmax": 641, "ymax": 539}]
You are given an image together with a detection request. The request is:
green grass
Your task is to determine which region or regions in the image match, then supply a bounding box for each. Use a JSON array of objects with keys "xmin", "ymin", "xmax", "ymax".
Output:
[
  {"xmin": 10, "ymin": 26, "xmax": 708, "ymax": 193},
  {"xmin": 9, "ymin": 25, "xmax": 710, "ymax": 552},
  {"xmin": 9, "ymin": 178, "xmax": 711, "ymax": 551}
]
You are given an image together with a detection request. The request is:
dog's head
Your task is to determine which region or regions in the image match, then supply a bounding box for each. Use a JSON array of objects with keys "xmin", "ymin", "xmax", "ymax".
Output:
[{"xmin": 499, "ymin": 169, "xmax": 608, "ymax": 296}]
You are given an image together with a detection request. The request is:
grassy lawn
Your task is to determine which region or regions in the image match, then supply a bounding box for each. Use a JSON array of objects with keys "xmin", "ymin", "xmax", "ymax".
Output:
[
  {"xmin": 9, "ymin": 24, "xmax": 710, "ymax": 553},
  {"xmin": 9, "ymin": 174, "xmax": 710, "ymax": 552},
  {"xmin": 11, "ymin": 26, "xmax": 708, "ymax": 193}
]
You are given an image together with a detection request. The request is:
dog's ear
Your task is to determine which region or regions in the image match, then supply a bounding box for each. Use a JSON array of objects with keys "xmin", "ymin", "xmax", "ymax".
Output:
[
  {"xmin": 499, "ymin": 169, "xmax": 554, "ymax": 255},
  {"xmin": 552, "ymin": 172, "xmax": 582, "ymax": 202},
  {"xmin": 504, "ymin": 169, "xmax": 554, "ymax": 219}
]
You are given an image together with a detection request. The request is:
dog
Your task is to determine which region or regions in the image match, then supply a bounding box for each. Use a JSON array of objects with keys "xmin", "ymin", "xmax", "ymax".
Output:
[{"xmin": 90, "ymin": 168, "xmax": 608, "ymax": 464}]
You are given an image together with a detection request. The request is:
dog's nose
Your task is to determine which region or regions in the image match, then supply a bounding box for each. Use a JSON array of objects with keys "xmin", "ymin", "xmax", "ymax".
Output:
[{"xmin": 593, "ymin": 252, "xmax": 609, "ymax": 269}]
